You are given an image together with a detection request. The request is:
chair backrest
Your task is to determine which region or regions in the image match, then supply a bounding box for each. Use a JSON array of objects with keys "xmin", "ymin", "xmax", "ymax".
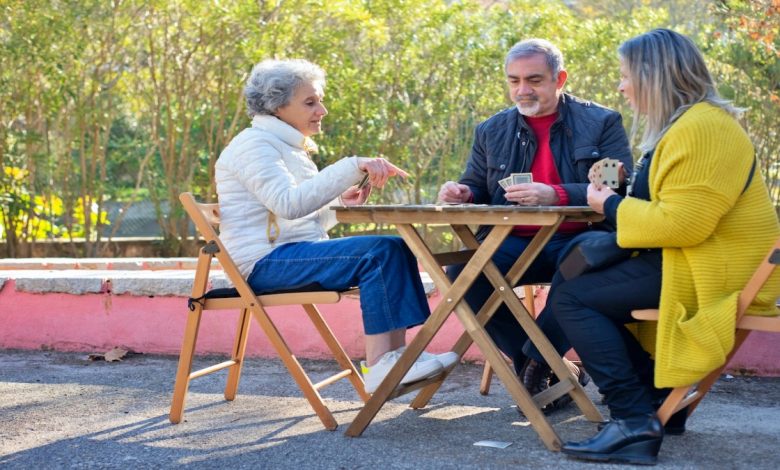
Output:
[
  {"xmin": 736, "ymin": 236, "xmax": 780, "ymax": 321},
  {"xmin": 179, "ymin": 192, "xmax": 259, "ymax": 301}
]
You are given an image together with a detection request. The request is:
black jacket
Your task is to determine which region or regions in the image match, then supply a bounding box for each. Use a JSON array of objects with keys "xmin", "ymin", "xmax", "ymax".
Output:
[{"xmin": 460, "ymin": 93, "xmax": 633, "ymax": 208}]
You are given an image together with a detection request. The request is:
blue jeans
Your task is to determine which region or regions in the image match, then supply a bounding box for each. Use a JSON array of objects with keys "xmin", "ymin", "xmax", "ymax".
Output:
[
  {"xmin": 446, "ymin": 233, "xmax": 577, "ymax": 374},
  {"xmin": 247, "ymin": 236, "xmax": 430, "ymax": 335}
]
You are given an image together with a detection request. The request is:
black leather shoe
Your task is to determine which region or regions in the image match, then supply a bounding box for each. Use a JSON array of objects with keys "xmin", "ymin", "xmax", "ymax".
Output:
[{"xmin": 563, "ymin": 414, "xmax": 664, "ymax": 465}]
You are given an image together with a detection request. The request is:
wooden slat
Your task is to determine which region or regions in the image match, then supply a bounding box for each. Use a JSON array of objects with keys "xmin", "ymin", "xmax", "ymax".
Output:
[
  {"xmin": 631, "ymin": 309, "xmax": 659, "ymax": 321},
  {"xmin": 633, "ymin": 309, "xmax": 780, "ymax": 332},
  {"xmin": 203, "ymin": 291, "xmax": 342, "ymax": 310},
  {"xmin": 189, "ymin": 360, "xmax": 238, "ymax": 379},
  {"xmin": 432, "ymin": 250, "xmax": 477, "ymax": 266},
  {"xmin": 738, "ymin": 315, "xmax": 780, "ymax": 332}
]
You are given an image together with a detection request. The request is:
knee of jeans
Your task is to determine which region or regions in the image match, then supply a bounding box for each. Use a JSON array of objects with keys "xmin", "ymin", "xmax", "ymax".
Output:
[{"xmin": 369, "ymin": 236, "xmax": 410, "ymax": 262}]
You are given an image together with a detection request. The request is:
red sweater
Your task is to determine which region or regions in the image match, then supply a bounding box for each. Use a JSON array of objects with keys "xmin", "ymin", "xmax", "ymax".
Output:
[{"xmin": 512, "ymin": 112, "xmax": 586, "ymax": 236}]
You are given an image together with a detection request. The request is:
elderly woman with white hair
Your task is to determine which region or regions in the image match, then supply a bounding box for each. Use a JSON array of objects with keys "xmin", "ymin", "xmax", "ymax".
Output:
[{"xmin": 215, "ymin": 58, "xmax": 456, "ymax": 393}]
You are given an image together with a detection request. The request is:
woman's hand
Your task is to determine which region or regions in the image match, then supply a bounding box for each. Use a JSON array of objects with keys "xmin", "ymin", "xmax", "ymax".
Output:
[
  {"xmin": 587, "ymin": 183, "xmax": 616, "ymax": 214},
  {"xmin": 340, "ymin": 185, "xmax": 371, "ymax": 206},
  {"xmin": 356, "ymin": 157, "xmax": 408, "ymax": 189}
]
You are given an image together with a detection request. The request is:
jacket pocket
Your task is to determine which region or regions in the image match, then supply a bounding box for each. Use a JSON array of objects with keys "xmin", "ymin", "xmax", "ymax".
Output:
[
  {"xmin": 486, "ymin": 153, "xmax": 508, "ymax": 194},
  {"xmin": 573, "ymin": 145, "xmax": 601, "ymax": 181}
]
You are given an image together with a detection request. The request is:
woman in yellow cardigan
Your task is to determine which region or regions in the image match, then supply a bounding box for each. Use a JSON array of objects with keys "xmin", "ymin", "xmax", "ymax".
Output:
[{"xmin": 553, "ymin": 29, "xmax": 780, "ymax": 465}]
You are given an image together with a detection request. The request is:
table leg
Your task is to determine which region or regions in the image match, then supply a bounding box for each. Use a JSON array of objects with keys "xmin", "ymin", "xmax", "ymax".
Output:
[
  {"xmin": 410, "ymin": 222, "xmax": 560, "ymax": 408},
  {"xmin": 344, "ymin": 223, "xmax": 510, "ymax": 437}
]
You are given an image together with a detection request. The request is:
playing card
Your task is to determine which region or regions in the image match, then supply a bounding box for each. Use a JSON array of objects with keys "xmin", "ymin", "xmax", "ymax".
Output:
[
  {"xmin": 601, "ymin": 158, "xmax": 620, "ymax": 189},
  {"xmin": 588, "ymin": 160, "xmax": 604, "ymax": 186},
  {"xmin": 356, "ymin": 173, "xmax": 370, "ymax": 189},
  {"xmin": 511, "ymin": 173, "xmax": 533, "ymax": 185},
  {"xmin": 498, "ymin": 176, "xmax": 512, "ymax": 189},
  {"xmin": 589, "ymin": 157, "xmax": 620, "ymax": 189}
]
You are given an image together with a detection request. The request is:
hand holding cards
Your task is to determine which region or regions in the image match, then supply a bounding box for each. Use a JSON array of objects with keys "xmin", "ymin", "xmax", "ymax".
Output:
[
  {"xmin": 356, "ymin": 173, "xmax": 370, "ymax": 189},
  {"xmin": 499, "ymin": 172, "xmax": 533, "ymax": 189},
  {"xmin": 588, "ymin": 158, "xmax": 621, "ymax": 189}
]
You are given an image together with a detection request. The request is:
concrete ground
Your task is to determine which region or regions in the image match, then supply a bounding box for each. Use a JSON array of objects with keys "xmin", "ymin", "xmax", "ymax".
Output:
[{"xmin": 0, "ymin": 350, "xmax": 778, "ymax": 469}]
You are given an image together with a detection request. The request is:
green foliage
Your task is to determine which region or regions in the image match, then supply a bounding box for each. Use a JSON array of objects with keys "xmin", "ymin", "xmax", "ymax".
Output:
[{"xmin": 1, "ymin": 0, "xmax": 778, "ymax": 253}]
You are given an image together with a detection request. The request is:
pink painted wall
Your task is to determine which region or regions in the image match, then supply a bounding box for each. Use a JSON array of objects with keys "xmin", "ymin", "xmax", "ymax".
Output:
[
  {"xmin": 1, "ymin": 279, "xmax": 778, "ymax": 376},
  {"xmin": 0, "ymin": 279, "xmax": 480, "ymax": 360}
]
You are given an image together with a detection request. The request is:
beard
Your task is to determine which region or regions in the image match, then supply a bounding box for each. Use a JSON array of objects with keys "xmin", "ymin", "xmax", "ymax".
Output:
[{"xmin": 515, "ymin": 99, "xmax": 541, "ymax": 117}]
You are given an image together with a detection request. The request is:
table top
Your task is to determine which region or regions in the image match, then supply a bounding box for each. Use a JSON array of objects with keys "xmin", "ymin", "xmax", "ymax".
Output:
[{"xmin": 332, "ymin": 204, "xmax": 604, "ymax": 225}]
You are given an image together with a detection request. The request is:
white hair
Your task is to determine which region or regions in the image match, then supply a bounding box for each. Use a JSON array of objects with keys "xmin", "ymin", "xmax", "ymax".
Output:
[
  {"xmin": 505, "ymin": 38, "xmax": 565, "ymax": 77},
  {"xmin": 244, "ymin": 59, "xmax": 325, "ymax": 117}
]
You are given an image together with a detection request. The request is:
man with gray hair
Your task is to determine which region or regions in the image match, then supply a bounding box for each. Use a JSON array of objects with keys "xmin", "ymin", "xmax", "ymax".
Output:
[{"xmin": 438, "ymin": 38, "xmax": 632, "ymax": 411}]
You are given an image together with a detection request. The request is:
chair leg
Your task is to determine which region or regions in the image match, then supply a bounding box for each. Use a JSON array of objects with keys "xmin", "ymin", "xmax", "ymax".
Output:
[
  {"xmin": 170, "ymin": 305, "xmax": 204, "ymax": 424},
  {"xmin": 248, "ymin": 305, "xmax": 339, "ymax": 430},
  {"xmin": 302, "ymin": 304, "xmax": 370, "ymax": 402},
  {"xmin": 225, "ymin": 308, "xmax": 252, "ymax": 401},
  {"xmin": 658, "ymin": 328, "xmax": 754, "ymax": 424},
  {"xmin": 479, "ymin": 361, "xmax": 493, "ymax": 395}
]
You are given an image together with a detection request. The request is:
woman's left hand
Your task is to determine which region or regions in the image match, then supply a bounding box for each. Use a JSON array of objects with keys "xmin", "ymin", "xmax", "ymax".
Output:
[
  {"xmin": 340, "ymin": 185, "xmax": 371, "ymax": 206},
  {"xmin": 587, "ymin": 183, "xmax": 616, "ymax": 214}
]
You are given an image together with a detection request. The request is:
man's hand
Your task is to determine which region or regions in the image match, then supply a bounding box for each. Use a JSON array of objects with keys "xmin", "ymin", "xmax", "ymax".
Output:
[
  {"xmin": 504, "ymin": 183, "xmax": 559, "ymax": 206},
  {"xmin": 587, "ymin": 183, "xmax": 616, "ymax": 214},
  {"xmin": 356, "ymin": 157, "xmax": 408, "ymax": 189},
  {"xmin": 438, "ymin": 181, "xmax": 472, "ymax": 203}
]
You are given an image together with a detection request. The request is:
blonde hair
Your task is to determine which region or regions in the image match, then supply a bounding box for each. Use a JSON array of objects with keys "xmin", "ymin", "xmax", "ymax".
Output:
[{"xmin": 618, "ymin": 29, "xmax": 742, "ymax": 153}]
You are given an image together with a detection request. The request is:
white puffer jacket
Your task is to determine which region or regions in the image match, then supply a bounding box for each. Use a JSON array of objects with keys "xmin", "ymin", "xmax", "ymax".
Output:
[{"xmin": 215, "ymin": 115, "xmax": 363, "ymax": 278}]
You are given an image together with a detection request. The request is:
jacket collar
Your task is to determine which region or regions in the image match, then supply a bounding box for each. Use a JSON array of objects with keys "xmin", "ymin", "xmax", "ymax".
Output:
[
  {"xmin": 251, "ymin": 115, "xmax": 306, "ymax": 149},
  {"xmin": 516, "ymin": 93, "xmax": 570, "ymax": 133}
]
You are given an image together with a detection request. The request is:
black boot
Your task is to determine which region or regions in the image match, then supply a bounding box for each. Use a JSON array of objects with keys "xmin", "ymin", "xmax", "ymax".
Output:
[
  {"xmin": 660, "ymin": 406, "xmax": 688, "ymax": 435},
  {"xmin": 562, "ymin": 414, "xmax": 663, "ymax": 465},
  {"xmin": 597, "ymin": 406, "xmax": 688, "ymax": 435}
]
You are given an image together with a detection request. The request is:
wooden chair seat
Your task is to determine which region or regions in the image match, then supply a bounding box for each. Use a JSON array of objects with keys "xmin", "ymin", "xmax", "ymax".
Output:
[
  {"xmin": 169, "ymin": 192, "xmax": 369, "ymax": 431},
  {"xmin": 631, "ymin": 236, "xmax": 780, "ymax": 425},
  {"xmin": 632, "ymin": 309, "xmax": 780, "ymax": 332}
]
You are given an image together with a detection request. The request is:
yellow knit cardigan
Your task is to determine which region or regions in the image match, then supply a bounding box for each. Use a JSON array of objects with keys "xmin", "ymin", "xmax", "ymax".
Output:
[{"xmin": 617, "ymin": 103, "xmax": 780, "ymax": 388}]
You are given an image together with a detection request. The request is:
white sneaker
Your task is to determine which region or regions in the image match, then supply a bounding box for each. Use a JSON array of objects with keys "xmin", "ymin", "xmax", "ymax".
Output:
[
  {"xmin": 361, "ymin": 348, "xmax": 443, "ymax": 393},
  {"xmin": 401, "ymin": 347, "xmax": 460, "ymax": 369}
]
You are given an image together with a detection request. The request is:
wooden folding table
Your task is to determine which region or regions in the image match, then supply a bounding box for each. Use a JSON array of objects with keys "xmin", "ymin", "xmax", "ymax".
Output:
[{"xmin": 333, "ymin": 204, "xmax": 605, "ymax": 451}]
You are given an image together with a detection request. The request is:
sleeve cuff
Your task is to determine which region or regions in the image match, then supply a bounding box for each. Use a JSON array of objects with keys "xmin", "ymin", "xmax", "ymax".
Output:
[
  {"xmin": 604, "ymin": 194, "xmax": 623, "ymax": 226},
  {"xmin": 552, "ymin": 185, "xmax": 569, "ymax": 205}
]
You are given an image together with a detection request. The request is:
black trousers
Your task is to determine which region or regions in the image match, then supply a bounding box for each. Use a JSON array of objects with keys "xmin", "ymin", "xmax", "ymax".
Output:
[{"xmin": 550, "ymin": 249, "xmax": 663, "ymax": 419}]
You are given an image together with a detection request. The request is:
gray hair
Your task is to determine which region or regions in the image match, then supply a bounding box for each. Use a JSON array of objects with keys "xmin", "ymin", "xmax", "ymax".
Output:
[
  {"xmin": 244, "ymin": 59, "xmax": 326, "ymax": 117},
  {"xmin": 505, "ymin": 39, "xmax": 565, "ymax": 77},
  {"xmin": 618, "ymin": 29, "xmax": 741, "ymax": 153}
]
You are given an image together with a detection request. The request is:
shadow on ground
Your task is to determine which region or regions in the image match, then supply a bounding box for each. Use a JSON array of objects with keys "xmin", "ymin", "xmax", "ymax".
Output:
[{"xmin": 1, "ymin": 350, "xmax": 778, "ymax": 469}]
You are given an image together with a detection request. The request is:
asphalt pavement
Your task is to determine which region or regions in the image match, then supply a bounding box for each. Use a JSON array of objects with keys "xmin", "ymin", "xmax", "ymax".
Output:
[{"xmin": 1, "ymin": 350, "xmax": 778, "ymax": 469}]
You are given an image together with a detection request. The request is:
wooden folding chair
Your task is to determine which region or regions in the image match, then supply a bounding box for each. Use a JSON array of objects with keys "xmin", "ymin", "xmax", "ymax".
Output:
[
  {"xmin": 479, "ymin": 284, "xmax": 540, "ymax": 395},
  {"xmin": 169, "ymin": 192, "xmax": 369, "ymax": 430},
  {"xmin": 632, "ymin": 236, "xmax": 780, "ymax": 425}
]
